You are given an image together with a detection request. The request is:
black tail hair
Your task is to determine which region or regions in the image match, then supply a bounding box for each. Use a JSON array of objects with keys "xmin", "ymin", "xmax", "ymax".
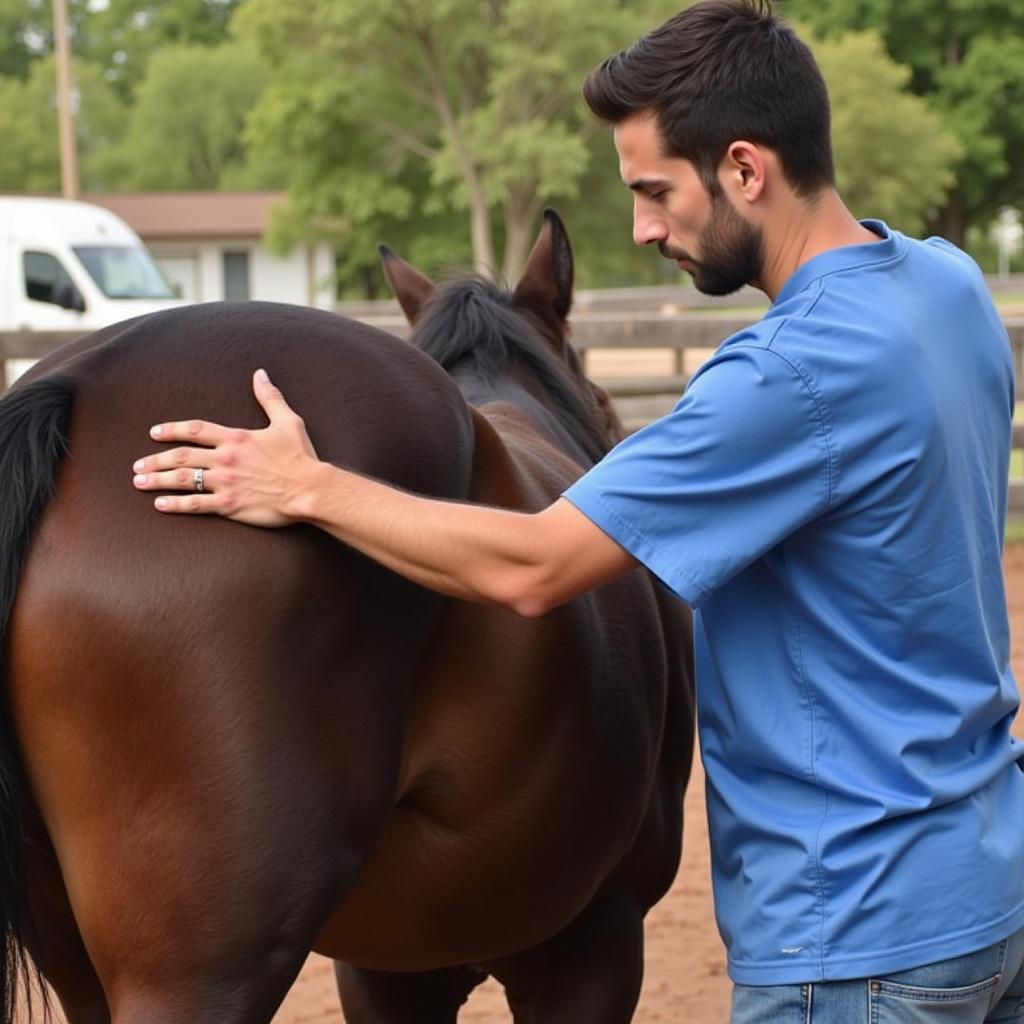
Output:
[{"xmin": 0, "ymin": 375, "xmax": 76, "ymax": 1024}]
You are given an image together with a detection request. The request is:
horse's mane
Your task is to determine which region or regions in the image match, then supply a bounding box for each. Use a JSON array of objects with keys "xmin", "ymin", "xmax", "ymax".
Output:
[{"xmin": 412, "ymin": 276, "xmax": 610, "ymax": 466}]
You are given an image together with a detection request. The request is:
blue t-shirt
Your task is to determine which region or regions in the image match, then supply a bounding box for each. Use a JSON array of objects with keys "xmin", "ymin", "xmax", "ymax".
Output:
[{"xmin": 564, "ymin": 222, "xmax": 1024, "ymax": 985}]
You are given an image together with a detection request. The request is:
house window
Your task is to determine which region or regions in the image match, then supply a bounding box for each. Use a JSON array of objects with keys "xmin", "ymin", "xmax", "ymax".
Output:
[{"xmin": 223, "ymin": 250, "xmax": 251, "ymax": 301}]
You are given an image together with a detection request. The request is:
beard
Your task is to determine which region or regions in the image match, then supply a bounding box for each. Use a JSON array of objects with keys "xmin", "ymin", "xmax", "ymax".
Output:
[{"xmin": 661, "ymin": 190, "xmax": 764, "ymax": 297}]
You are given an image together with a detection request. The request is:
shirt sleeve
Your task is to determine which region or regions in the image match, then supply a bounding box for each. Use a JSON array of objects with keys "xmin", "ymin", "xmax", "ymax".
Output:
[{"xmin": 563, "ymin": 343, "xmax": 834, "ymax": 606}]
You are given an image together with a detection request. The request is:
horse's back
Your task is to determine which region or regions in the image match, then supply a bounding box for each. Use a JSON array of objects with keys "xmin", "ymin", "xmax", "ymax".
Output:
[{"xmin": 24, "ymin": 301, "xmax": 474, "ymax": 495}]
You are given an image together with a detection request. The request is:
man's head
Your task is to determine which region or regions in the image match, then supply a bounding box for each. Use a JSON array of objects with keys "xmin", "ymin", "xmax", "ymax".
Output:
[{"xmin": 584, "ymin": 0, "xmax": 835, "ymax": 294}]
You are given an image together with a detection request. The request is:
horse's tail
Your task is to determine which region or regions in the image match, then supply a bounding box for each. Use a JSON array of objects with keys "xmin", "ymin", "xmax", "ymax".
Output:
[{"xmin": 0, "ymin": 375, "xmax": 76, "ymax": 1024}]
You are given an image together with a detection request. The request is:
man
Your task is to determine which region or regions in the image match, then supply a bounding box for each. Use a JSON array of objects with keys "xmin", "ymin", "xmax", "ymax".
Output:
[{"xmin": 132, "ymin": 1, "xmax": 1024, "ymax": 1019}]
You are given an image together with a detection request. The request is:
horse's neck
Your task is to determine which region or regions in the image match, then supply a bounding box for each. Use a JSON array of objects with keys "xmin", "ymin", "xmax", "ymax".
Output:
[
  {"xmin": 465, "ymin": 402, "xmax": 589, "ymax": 512},
  {"xmin": 452, "ymin": 368, "xmax": 592, "ymax": 470}
]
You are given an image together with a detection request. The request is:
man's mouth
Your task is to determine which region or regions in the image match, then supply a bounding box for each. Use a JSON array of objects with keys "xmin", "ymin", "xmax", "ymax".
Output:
[{"xmin": 659, "ymin": 243, "xmax": 693, "ymax": 266}]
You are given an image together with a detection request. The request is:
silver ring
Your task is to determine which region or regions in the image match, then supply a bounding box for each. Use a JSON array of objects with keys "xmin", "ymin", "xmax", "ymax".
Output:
[{"xmin": 194, "ymin": 467, "xmax": 204, "ymax": 493}]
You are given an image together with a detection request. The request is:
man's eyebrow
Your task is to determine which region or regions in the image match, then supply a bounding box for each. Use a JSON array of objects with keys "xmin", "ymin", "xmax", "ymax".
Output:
[{"xmin": 628, "ymin": 178, "xmax": 671, "ymax": 194}]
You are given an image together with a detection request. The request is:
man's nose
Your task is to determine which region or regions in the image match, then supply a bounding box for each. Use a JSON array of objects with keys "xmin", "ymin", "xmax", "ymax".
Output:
[{"xmin": 633, "ymin": 202, "xmax": 668, "ymax": 248}]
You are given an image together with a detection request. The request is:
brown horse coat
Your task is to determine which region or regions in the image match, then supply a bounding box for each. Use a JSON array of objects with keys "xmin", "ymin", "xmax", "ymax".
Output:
[{"xmin": 0, "ymin": 212, "xmax": 693, "ymax": 1023}]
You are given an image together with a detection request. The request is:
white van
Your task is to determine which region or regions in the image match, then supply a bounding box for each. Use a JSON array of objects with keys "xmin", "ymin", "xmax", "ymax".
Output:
[{"xmin": 0, "ymin": 196, "xmax": 186, "ymax": 380}]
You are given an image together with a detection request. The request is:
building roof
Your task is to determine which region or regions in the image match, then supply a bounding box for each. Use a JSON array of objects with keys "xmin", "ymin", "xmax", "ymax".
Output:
[{"xmin": 83, "ymin": 191, "xmax": 286, "ymax": 241}]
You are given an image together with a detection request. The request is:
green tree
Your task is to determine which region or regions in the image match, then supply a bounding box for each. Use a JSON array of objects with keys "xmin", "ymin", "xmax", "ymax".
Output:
[
  {"xmin": 810, "ymin": 30, "xmax": 962, "ymax": 235},
  {"xmin": 0, "ymin": 55, "xmax": 126, "ymax": 192},
  {"xmin": 782, "ymin": 0, "xmax": 1024, "ymax": 245},
  {"xmin": 237, "ymin": 0, "xmax": 656, "ymax": 282},
  {"xmin": 0, "ymin": 0, "xmax": 236, "ymax": 91},
  {"xmin": 0, "ymin": 0, "xmax": 46, "ymax": 79},
  {"xmin": 81, "ymin": 0, "xmax": 242, "ymax": 99},
  {"xmin": 0, "ymin": 0, "xmax": 95, "ymax": 79},
  {"xmin": 95, "ymin": 41, "xmax": 281, "ymax": 191},
  {"xmin": 936, "ymin": 34, "xmax": 1024, "ymax": 235},
  {"xmin": 243, "ymin": 59, "xmax": 472, "ymax": 296}
]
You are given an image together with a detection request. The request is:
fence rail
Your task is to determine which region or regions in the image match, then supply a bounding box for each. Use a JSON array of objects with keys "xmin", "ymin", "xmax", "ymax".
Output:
[{"xmin": 5, "ymin": 316, "xmax": 1024, "ymax": 511}]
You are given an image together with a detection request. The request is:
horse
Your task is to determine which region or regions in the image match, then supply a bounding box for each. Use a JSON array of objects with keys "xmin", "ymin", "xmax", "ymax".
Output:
[{"xmin": 0, "ymin": 209, "xmax": 694, "ymax": 1023}]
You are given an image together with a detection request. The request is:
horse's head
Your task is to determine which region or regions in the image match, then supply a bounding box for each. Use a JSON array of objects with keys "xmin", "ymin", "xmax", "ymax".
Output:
[{"xmin": 380, "ymin": 210, "xmax": 623, "ymax": 466}]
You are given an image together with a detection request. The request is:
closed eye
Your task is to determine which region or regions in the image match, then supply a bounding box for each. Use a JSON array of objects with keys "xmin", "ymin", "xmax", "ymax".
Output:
[{"xmin": 628, "ymin": 178, "xmax": 672, "ymax": 204}]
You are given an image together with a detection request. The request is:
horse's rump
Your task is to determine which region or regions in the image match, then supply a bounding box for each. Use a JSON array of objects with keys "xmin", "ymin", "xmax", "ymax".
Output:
[
  {"xmin": 0, "ymin": 229, "xmax": 695, "ymax": 1022},
  {"xmin": 2, "ymin": 303, "xmax": 481, "ymax": 1013}
]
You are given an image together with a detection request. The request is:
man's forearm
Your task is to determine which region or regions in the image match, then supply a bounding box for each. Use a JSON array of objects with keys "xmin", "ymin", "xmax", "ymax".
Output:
[{"xmin": 292, "ymin": 460, "xmax": 550, "ymax": 613}]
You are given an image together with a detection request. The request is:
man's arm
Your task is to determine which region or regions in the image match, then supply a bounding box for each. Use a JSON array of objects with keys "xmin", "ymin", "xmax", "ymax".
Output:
[{"xmin": 131, "ymin": 369, "xmax": 637, "ymax": 617}]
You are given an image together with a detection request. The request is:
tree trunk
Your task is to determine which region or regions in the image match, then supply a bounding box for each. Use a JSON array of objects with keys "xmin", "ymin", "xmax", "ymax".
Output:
[
  {"xmin": 937, "ymin": 188, "xmax": 968, "ymax": 249},
  {"xmin": 410, "ymin": 20, "xmax": 495, "ymax": 278},
  {"xmin": 360, "ymin": 265, "xmax": 379, "ymax": 300},
  {"xmin": 469, "ymin": 185, "xmax": 496, "ymax": 279},
  {"xmin": 502, "ymin": 189, "xmax": 543, "ymax": 283}
]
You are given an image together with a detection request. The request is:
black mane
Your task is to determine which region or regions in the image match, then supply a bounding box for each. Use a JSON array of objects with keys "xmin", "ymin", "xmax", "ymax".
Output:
[{"xmin": 411, "ymin": 276, "xmax": 610, "ymax": 466}]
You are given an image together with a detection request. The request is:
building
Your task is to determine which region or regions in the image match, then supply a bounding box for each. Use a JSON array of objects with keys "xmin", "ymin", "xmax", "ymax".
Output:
[{"xmin": 85, "ymin": 191, "xmax": 336, "ymax": 309}]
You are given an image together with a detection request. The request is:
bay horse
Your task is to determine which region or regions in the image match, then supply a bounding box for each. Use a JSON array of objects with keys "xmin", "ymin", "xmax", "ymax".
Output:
[{"xmin": 0, "ymin": 210, "xmax": 694, "ymax": 1023}]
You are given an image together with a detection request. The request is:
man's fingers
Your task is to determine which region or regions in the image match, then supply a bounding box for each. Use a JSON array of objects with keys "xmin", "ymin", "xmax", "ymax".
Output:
[
  {"xmin": 153, "ymin": 493, "xmax": 222, "ymax": 515},
  {"xmin": 252, "ymin": 368, "xmax": 298, "ymax": 423},
  {"xmin": 133, "ymin": 465, "xmax": 218, "ymax": 493},
  {"xmin": 133, "ymin": 446, "xmax": 217, "ymax": 476},
  {"xmin": 150, "ymin": 418, "xmax": 232, "ymax": 446}
]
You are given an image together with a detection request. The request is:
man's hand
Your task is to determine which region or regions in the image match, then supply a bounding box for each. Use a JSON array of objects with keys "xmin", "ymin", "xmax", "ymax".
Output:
[
  {"xmin": 132, "ymin": 368, "xmax": 320, "ymax": 528},
  {"xmin": 131, "ymin": 368, "xmax": 637, "ymax": 613}
]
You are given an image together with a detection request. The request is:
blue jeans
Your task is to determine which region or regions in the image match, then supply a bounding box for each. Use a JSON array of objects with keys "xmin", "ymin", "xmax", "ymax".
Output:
[{"xmin": 730, "ymin": 928, "xmax": 1024, "ymax": 1023}]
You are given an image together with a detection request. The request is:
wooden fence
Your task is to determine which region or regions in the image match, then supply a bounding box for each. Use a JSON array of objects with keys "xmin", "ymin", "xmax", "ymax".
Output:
[{"xmin": 5, "ymin": 315, "xmax": 1024, "ymax": 511}]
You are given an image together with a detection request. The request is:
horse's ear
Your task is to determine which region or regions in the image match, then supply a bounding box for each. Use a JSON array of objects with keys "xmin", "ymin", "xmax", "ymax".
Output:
[
  {"xmin": 379, "ymin": 244, "xmax": 435, "ymax": 324},
  {"xmin": 513, "ymin": 209, "xmax": 574, "ymax": 328}
]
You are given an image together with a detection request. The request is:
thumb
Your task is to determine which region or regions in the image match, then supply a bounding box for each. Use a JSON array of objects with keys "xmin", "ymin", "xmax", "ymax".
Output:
[{"xmin": 252, "ymin": 368, "xmax": 294, "ymax": 423}]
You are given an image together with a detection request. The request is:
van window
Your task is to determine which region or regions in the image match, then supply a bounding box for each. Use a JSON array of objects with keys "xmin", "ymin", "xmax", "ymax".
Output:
[
  {"xmin": 24, "ymin": 251, "xmax": 85, "ymax": 310},
  {"xmin": 73, "ymin": 245, "xmax": 176, "ymax": 300}
]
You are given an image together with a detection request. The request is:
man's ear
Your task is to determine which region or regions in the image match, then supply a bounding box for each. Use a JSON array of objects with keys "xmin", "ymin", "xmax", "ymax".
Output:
[
  {"xmin": 379, "ymin": 244, "xmax": 435, "ymax": 324},
  {"xmin": 722, "ymin": 141, "xmax": 766, "ymax": 203},
  {"xmin": 513, "ymin": 209, "xmax": 574, "ymax": 327}
]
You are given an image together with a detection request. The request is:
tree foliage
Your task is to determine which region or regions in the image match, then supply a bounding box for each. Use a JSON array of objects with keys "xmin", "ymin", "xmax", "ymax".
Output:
[
  {"xmin": 247, "ymin": 76, "xmax": 472, "ymax": 295},
  {"xmin": 96, "ymin": 41, "xmax": 278, "ymax": 191},
  {"xmin": 0, "ymin": 0, "xmax": 239, "ymax": 85},
  {"xmin": 0, "ymin": 0, "xmax": 264, "ymax": 194},
  {"xmin": 937, "ymin": 34, "xmax": 1024, "ymax": 217},
  {"xmin": 78, "ymin": 0, "xmax": 241, "ymax": 99},
  {"xmin": 809, "ymin": 30, "xmax": 962, "ymax": 235},
  {"xmin": 236, "ymin": 0, "xmax": 655, "ymax": 282},
  {"xmin": 0, "ymin": 0, "xmax": 91, "ymax": 79},
  {"xmin": 782, "ymin": 0, "xmax": 1024, "ymax": 243},
  {"xmin": 0, "ymin": 55, "xmax": 126, "ymax": 192},
  {"xmin": 0, "ymin": 0, "xmax": 1015, "ymax": 291}
]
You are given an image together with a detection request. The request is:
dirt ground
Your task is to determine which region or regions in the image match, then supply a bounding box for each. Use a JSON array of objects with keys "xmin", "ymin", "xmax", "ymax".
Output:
[{"xmin": 269, "ymin": 546, "xmax": 1024, "ymax": 1024}]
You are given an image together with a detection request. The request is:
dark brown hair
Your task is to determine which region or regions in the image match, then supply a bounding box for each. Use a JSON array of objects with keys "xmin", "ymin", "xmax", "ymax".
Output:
[{"xmin": 583, "ymin": 0, "xmax": 834, "ymax": 197}]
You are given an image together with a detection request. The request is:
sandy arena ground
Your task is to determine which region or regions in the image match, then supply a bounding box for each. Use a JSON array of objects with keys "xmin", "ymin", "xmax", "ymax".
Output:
[{"xmin": 268, "ymin": 546, "xmax": 1024, "ymax": 1024}]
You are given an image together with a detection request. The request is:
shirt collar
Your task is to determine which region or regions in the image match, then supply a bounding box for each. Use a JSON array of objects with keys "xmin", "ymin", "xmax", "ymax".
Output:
[{"xmin": 770, "ymin": 219, "xmax": 904, "ymax": 311}]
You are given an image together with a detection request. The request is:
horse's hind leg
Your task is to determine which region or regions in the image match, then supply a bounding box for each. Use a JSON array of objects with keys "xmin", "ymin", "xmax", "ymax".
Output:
[
  {"xmin": 490, "ymin": 892, "xmax": 646, "ymax": 1024},
  {"xmin": 335, "ymin": 962, "xmax": 486, "ymax": 1023},
  {"xmin": 24, "ymin": 823, "xmax": 110, "ymax": 1023}
]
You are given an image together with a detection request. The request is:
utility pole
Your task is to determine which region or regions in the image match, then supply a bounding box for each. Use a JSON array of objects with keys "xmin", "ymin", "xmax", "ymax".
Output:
[{"xmin": 53, "ymin": 0, "xmax": 79, "ymax": 199}]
